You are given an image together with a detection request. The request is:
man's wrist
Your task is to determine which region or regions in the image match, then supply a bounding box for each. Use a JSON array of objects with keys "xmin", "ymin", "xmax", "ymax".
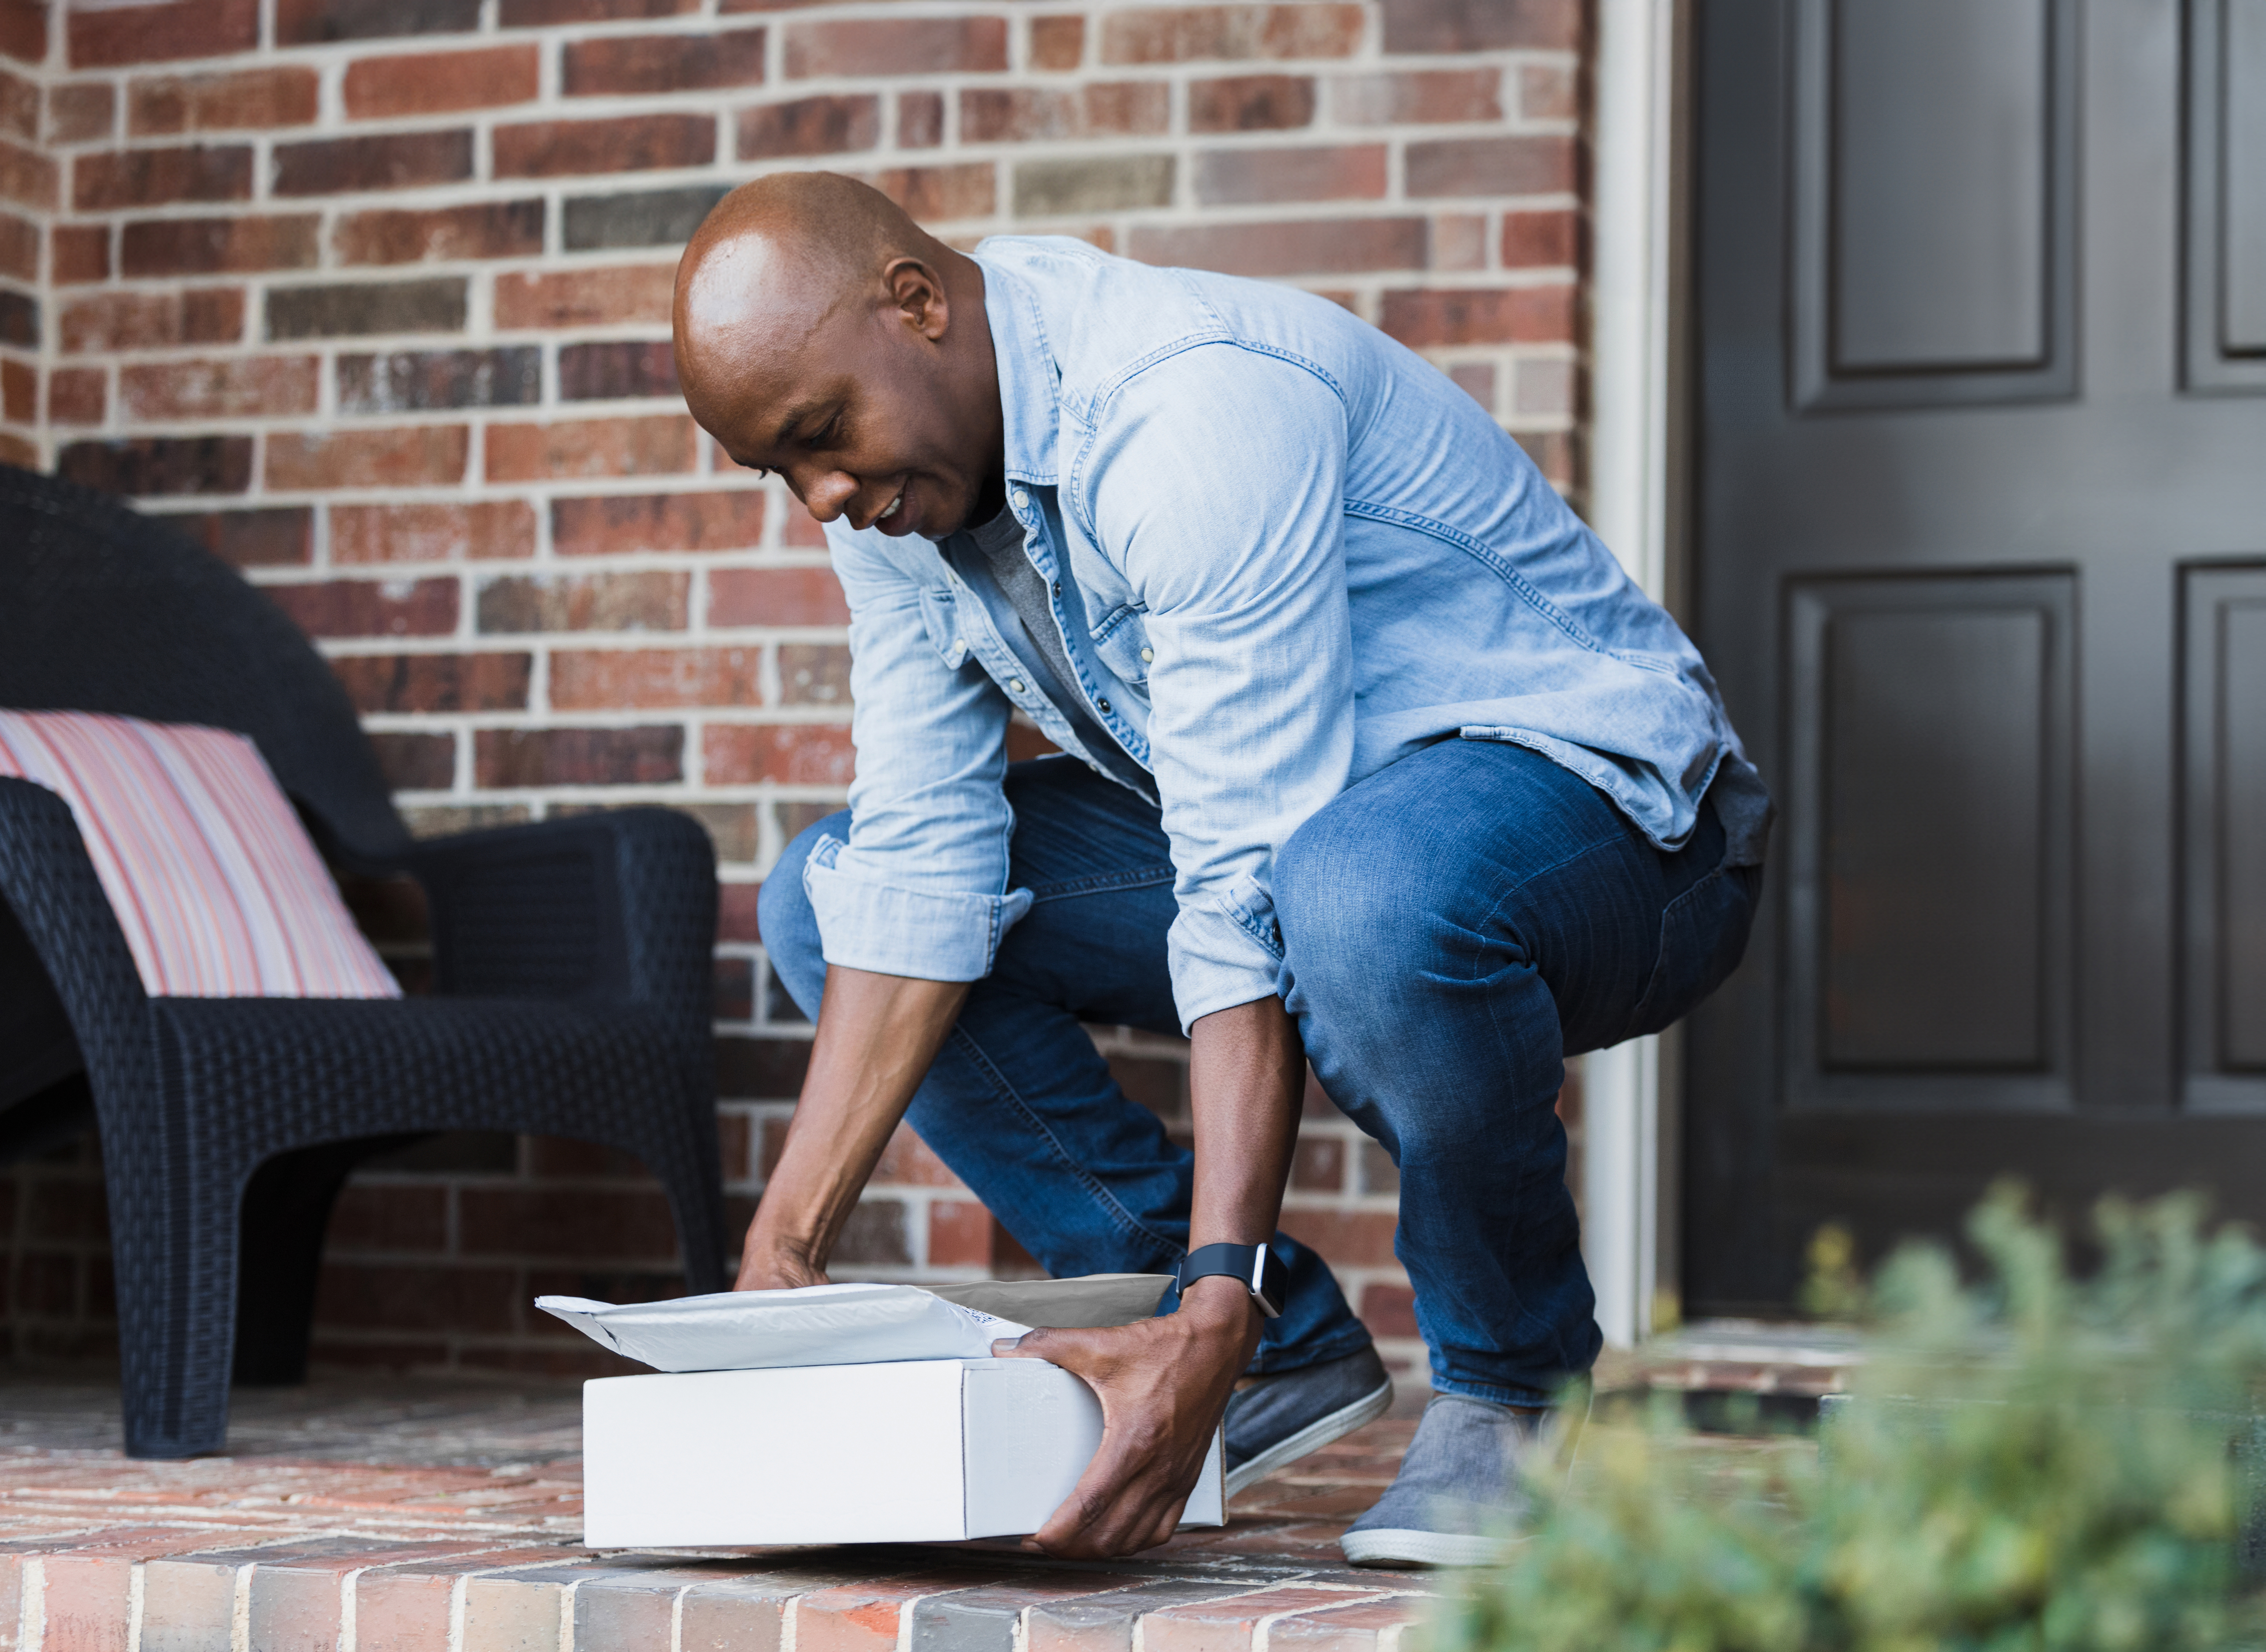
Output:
[{"xmin": 1178, "ymin": 1273, "xmax": 1262, "ymax": 1328}]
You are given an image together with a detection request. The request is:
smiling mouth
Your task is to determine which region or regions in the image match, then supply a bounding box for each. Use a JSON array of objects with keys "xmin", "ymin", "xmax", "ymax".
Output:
[{"xmin": 877, "ymin": 487, "xmax": 904, "ymax": 524}]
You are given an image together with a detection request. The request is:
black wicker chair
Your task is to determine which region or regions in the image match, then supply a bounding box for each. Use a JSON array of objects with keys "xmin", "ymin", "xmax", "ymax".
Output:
[{"xmin": 0, "ymin": 465, "xmax": 727, "ymax": 1458}]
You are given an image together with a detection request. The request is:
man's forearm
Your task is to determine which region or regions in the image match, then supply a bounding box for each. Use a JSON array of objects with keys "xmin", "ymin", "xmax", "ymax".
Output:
[
  {"xmin": 1184, "ymin": 994, "xmax": 1305, "ymax": 1293},
  {"xmin": 736, "ymin": 964, "xmax": 970, "ymax": 1290}
]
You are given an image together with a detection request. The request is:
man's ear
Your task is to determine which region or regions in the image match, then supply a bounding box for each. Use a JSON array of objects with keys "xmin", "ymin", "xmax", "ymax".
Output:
[{"xmin": 883, "ymin": 255, "xmax": 951, "ymax": 343}]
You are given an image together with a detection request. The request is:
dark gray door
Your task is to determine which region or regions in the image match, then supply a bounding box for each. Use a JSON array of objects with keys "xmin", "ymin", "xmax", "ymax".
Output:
[{"xmin": 1686, "ymin": 0, "xmax": 2266, "ymax": 1307}]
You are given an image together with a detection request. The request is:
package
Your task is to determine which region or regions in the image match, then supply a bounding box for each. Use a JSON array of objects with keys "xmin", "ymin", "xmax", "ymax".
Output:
[
  {"xmin": 554, "ymin": 1273, "xmax": 1217, "ymax": 1546},
  {"xmin": 536, "ymin": 1274, "xmax": 1175, "ymax": 1373},
  {"xmin": 581, "ymin": 1357, "xmax": 1226, "ymax": 1546}
]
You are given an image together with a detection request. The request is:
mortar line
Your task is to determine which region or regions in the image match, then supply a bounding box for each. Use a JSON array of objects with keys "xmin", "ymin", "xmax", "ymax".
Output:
[
  {"xmin": 230, "ymin": 1558, "xmax": 254, "ymax": 1652},
  {"xmin": 20, "ymin": 1557, "xmax": 43, "ymax": 1652}
]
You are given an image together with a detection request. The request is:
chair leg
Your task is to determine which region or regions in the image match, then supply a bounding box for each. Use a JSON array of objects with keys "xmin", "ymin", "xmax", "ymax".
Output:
[
  {"xmin": 106, "ymin": 1149, "xmax": 246, "ymax": 1459},
  {"xmin": 233, "ymin": 1136, "xmax": 422, "ymax": 1386}
]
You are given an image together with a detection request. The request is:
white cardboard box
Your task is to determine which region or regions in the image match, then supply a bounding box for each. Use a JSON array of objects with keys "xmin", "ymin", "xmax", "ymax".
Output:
[{"xmin": 582, "ymin": 1357, "xmax": 1225, "ymax": 1547}]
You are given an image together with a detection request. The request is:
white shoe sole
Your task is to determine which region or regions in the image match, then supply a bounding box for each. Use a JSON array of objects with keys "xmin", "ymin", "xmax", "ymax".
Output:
[
  {"xmin": 1339, "ymin": 1527, "xmax": 1526, "ymax": 1568},
  {"xmin": 1224, "ymin": 1376, "xmax": 1396, "ymax": 1499}
]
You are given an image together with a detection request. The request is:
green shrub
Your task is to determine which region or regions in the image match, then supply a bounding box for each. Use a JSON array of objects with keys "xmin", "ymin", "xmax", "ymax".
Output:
[{"xmin": 1435, "ymin": 1188, "xmax": 2266, "ymax": 1652}]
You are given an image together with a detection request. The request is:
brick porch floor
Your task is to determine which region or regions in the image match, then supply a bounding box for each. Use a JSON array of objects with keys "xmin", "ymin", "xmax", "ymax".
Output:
[
  {"xmin": 0, "ymin": 1329, "xmax": 1840, "ymax": 1651},
  {"xmin": 0, "ymin": 1376, "xmax": 1441, "ymax": 1652}
]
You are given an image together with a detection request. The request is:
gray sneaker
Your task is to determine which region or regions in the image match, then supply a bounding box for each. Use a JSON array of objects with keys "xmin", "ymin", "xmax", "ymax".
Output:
[
  {"xmin": 1223, "ymin": 1343, "xmax": 1395, "ymax": 1497},
  {"xmin": 1339, "ymin": 1392, "xmax": 1552, "ymax": 1567}
]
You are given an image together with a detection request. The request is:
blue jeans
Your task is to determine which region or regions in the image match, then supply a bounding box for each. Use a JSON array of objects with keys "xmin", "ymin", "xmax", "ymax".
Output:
[{"xmin": 760, "ymin": 738, "xmax": 1759, "ymax": 1405}]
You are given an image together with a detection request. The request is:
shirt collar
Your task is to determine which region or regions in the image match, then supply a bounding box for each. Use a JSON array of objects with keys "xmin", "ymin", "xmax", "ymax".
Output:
[{"xmin": 973, "ymin": 246, "xmax": 1059, "ymax": 488}]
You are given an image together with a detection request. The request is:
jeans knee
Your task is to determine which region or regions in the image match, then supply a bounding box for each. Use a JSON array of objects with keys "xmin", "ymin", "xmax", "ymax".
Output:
[
  {"xmin": 1275, "ymin": 813, "xmax": 1429, "ymax": 1013},
  {"xmin": 758, "ymin": 809, "xmax": 848, "ymax": 1016}
]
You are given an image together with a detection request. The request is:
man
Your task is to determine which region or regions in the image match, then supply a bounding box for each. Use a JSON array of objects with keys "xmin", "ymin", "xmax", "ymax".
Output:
[{"xmin": 673, "ymin": 172, "xmax": 1769, "ymax": 1567}]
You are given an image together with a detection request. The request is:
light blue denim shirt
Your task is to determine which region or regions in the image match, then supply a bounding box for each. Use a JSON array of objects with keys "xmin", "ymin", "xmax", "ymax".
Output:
[{"xmin": 806, "ymin": 236, "xmax": 1768, "ymax": 1030}]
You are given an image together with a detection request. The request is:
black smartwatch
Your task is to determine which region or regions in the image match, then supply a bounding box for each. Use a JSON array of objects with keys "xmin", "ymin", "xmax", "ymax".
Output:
[{"xmin": 1178, "ymin": 1242, "xmax": 1290, "ymax": 1318}]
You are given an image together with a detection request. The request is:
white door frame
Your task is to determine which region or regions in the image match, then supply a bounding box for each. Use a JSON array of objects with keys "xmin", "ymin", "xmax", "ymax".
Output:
[{"xmin": 1581, "ymin": 0, "xmax": 1688, "ymax": 1348}]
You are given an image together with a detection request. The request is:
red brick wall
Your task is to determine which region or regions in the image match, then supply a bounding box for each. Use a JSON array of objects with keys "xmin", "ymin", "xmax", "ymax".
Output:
[{"xmin": 0, "ymin": 0, "xmax": 1589, "ymax": 1381}]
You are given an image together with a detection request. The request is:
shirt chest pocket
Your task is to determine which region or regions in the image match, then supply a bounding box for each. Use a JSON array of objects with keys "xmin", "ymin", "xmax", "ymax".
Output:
[
  {"xmin": 1088, "ymin": 603, "xmax": 1152, "ymax": 689},
  {"xmin": 915, "ymin": 588, "xmax": 971, "ymax": 670}
]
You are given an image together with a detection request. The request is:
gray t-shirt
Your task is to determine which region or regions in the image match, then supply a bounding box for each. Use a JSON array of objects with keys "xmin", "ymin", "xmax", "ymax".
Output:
[
  {"xmin": 965, "ymin": 503, "xmax": 1081, "ymax": 706},
  {"xmin": 952, "ymin": 504, "xmax": 1152, "ymax": 795}
]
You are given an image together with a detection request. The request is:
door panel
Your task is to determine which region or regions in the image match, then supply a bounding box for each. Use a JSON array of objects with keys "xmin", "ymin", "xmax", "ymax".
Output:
[
  {"xmin": 2182, "ymin": 564, "xmax": 2266, "ymax": 1106},
  {"xmin": 2185, "ymin": 0, "xmax": 2266, "ymax": 389},
  {"xmin": 1791, "ymin": 0, "xmax": 2078, "ymax": 407},
  {"xmin": 1783, "ymin": 574, "xmax": 2074, "ymax": 1101},
  {"xmin": 1687, "ymin": 0, "xmax": 2266, "ymax": 1307}
]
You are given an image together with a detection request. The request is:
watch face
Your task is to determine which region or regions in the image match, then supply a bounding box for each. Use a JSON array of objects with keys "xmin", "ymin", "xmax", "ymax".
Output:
[{"xmin": 1254, "ymin": 1247, "xmax": 1290, "ymax": 1318}]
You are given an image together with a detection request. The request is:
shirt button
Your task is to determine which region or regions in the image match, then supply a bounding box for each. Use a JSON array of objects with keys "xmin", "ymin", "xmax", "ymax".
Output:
[
  {"xmin": 1140, "ymin": 646, "xmax": 1154, "ymax": 663},
  {"xmin": 1009, "ymin": 679, "xmax": 1026, "ymax": 694},
  {"xmin": 1011, "ymin": 488, "xmax": 1029, "ymax": 511},
  {"xmin": 1097, "ymin": 698, "xmax": 1112, "ymax": 714},
  {"xmin": 953, "ymin": 638, "xmax": 965, "ymax": 651}
]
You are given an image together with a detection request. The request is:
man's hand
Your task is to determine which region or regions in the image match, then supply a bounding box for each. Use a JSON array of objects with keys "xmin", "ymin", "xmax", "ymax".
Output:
[
  {"xmin": 733, "ymin": 1249, "xmax": 831, "ymax": 1292},
  {"xmin": 994, "ymin": 1275, "xmax": 1260, "ymax": 1556}
]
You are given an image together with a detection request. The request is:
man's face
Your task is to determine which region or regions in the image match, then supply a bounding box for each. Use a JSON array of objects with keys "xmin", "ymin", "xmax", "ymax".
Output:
[{"xmin": 694, "ymin": 288, "xmax": 994, "ymax": 542}]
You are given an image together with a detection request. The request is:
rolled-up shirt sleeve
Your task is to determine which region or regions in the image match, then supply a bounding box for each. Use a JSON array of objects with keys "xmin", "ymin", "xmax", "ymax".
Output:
[
  {"xmin": 1081, "ymin": 348, "xmax": 1356, "ymax": 1029},
  {"xmin": 802, "ymin": 525, "xmax": 1031, "ymax": 981}
]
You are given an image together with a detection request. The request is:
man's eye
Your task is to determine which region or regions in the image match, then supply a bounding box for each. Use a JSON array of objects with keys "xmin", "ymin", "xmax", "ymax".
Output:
[{"xmin": 811, "ymin": 417, "xmax": 841, "ymax": 449}]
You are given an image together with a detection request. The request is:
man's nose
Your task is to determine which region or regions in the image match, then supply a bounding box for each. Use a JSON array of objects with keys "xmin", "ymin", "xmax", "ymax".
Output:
[{"xmin": 799, "ymin": 469, "xmax": 859, "ymax": 523}]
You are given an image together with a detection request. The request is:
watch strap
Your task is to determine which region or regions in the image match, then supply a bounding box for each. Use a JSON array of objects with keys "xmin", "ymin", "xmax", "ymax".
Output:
[{"xmin": 1178, "ymin": 1241, "xmax": 1289, "ymax": 1318}]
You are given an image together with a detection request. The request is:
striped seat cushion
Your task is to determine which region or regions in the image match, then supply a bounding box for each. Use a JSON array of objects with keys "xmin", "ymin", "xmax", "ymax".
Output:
[{"xmin": 0, "ymin": 710, "xmax": 401, "ymax": 999}]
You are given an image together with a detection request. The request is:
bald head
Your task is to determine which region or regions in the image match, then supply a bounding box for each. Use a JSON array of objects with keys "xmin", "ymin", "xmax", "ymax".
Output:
[
  {"xmin": 671, "ymin": 171, "xmax": 1004, "ymax": 541},
  {"xmin": 675, "ymin": 173, "xmax": 944, "ymax": 414}
]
